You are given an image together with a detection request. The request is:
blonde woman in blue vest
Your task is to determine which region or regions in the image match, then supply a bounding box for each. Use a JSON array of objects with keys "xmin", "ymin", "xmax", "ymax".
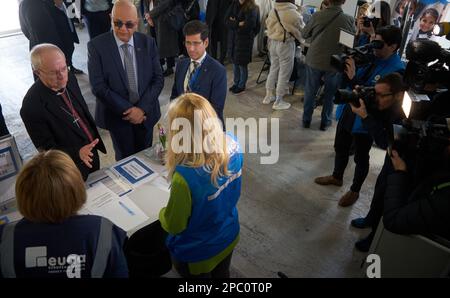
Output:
[{"xmin": 159, "ymin": 93, "xmax": 243, "ymax": 278}]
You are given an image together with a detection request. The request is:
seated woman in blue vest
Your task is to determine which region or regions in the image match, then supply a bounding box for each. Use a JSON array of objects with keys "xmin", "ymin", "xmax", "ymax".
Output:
[
  {"xmin": 159, "ymin": 93, "xmax": 243, "ymax": 278},
  {"xmin": 0, "ymin": 150, "xmax": 128, "ymax": 278}
]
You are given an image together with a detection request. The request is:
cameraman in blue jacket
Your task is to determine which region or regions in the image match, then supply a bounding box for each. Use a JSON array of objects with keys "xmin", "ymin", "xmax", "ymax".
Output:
[{"xmin": 314, "ymin": 25, "xmax": 404, "ymax": 208}]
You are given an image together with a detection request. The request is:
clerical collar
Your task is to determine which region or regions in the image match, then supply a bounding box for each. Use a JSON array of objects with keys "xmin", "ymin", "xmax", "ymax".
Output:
[{"xmin": 56, "ymin": 88, "xmax": 66, "ymax": 96}]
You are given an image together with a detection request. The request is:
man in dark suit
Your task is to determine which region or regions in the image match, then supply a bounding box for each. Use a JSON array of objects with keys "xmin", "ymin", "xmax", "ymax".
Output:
[
  {"xmin": 88, "ymin": 0, "xmax": 163, "ymax": 161},
  {"xmin": 19, "ymin": 0, "xmax": 83, "ymax": 74},
  {"xmin": 171, "ymin": 20, "xmax": 227, "ymax": 125},
  {"xmin": 20, "ymin": 44, "xmax": 106, "ymax": 180}
]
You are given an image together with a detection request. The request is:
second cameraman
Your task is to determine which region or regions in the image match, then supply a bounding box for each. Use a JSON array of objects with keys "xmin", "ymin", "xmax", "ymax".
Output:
[{"xmin": 314, "ymin": 25, "xmax": 404, "ymax": 207}]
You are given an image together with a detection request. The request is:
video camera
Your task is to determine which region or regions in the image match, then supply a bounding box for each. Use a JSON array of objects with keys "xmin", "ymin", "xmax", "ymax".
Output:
[
  {"xmin": 330, "ymin": 30, "xmax": 384, "ymax": 72},
  {"xmin": 363, "ymin": 16, "xmax": 379, "ymax": 28},
  {"xmin": 391, "ymin": 116, "xmax": 450, "ymax": 172},
  {"xmin": 334, "ymin": 86, "xmax": 378, "ymax": 111},
  {"xmin": 390, "ymin": 90, "xmax": 450, "ymax": 176},
  {"xmin": 404, "ymin": 40, "xmax": 450, "ymax": 93}
]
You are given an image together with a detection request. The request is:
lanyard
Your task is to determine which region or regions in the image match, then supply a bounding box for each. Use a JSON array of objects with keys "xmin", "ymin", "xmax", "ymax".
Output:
[{"xmin": 188, "ymin": 65, "xmax": 201, "ymax": 90}]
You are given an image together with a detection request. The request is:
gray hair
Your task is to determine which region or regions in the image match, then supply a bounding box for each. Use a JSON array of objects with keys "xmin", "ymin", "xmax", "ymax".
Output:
[{"xmin": 30, "ymin": 43, "xmax": 65, "ymax": 71}]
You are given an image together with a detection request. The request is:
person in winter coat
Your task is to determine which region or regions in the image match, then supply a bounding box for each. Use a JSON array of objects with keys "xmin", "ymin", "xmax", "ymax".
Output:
[
  {"xmin": 145, "ymin": 0, "xmax": 180, "ymax": 76},
  {"xmin": 225, "ymin": 0, "xmax": 260, "ymax": 94}
]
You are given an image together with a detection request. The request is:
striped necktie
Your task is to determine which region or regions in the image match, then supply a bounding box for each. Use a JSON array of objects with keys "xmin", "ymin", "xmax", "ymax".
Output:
[
  {"xmin": 121, "ymin": 43, "xmax": 139, "ymax": 104},
  {"xmin": 187, "ymin": 61, "xmax": 200, "ymax": 92}
]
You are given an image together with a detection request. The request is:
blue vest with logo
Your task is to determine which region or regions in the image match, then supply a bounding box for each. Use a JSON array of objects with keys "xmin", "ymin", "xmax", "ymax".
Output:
[
  {"xmin": 336, "ymin": 53, "xmax": 405, "ymax": 133},
  {"xmin": 166, "ymin": 135, "xmax": 243, "ymax": 263}
]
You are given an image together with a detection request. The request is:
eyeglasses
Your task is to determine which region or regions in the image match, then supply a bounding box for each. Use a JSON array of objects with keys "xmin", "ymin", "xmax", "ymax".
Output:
[
  {"xmin": 376, "ymin": 92, "xmax": 393, "ymax": 98},
  {"xmin": 113, "ymin": 20, "xmax": 136, "ymax": 29},
  {"xmin": 184, "ymin": 41, "xmax": 204, "ymax": 47},
  {"xmin": 38, "ymin": 66, "xmax": 68, "ymax": 77}
]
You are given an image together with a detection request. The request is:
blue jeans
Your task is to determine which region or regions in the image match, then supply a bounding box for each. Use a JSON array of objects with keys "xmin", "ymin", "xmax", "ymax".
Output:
[
  {"xmin": 233, "ymin": 64, "xmax": 248, "ymax": 89},
  {"xmin": 303, "ymin": 65, "xmax": 342, "ymax": 126}
]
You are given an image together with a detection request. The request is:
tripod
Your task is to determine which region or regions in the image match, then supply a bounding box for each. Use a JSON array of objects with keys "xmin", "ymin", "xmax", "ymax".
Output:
[{"xmin": 256, "ymin": 53, "xmax": 270, "ymax": 85}]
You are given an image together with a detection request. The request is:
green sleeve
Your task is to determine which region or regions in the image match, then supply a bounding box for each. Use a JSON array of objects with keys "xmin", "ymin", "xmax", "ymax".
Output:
[{"xmin": 159, "ymin": 172, "xmax": 192, "ymax": 235}]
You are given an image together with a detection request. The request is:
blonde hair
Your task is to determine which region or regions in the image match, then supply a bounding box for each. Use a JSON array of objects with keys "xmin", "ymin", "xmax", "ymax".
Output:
[
  {"xmin": 358, "ymin": 3, "xmax": 371, "ymax": 18},
  {"xmin": 166, "ymin": 93, "xmax": 230, "ymax": 186},
  {"xmin": 15, "ymin": 150, "xmax": 86, "ymax": 223}
]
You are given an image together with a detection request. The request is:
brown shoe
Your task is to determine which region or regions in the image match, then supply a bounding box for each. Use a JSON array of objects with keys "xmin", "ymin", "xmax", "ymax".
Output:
[
  {"xmin": 314, "ymin": 175, "xmax": 343, "ymax": 186},
  {"xmin": 338, "ymin": 191, "xmax": 359, "ymax": 207}
]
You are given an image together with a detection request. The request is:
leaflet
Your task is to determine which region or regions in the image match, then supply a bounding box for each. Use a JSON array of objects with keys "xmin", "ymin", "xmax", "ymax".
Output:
[
  {"xmin": 112, "ymin": 156, "xmax": 158, "ymax": 186},
  {"xmin": 85, "ymin": 182, "xmax": 149, "ymax": 232}
]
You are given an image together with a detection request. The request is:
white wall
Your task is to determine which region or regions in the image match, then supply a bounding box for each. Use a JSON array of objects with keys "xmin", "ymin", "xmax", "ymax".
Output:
[{"xmin": 301, "ymin": 0, "xmax": 359, "ymax": 17}]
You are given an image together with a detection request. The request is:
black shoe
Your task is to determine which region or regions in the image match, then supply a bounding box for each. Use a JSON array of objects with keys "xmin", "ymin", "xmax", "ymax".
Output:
[
  {"xmin": 351, "ymin": 217, "xmax": 369, "ymax": 229},
  {"xmin": 163, "ymin": 68, "xmax": 174, "ymax": 77},
  {"xmin": 319, "ymin": 123, "xmax": 329, "ymax": 131},
  {"xmin": 229, "ymin": 85, "xmax": 238, "ymax": 92},
  {"xmin": 232, "ymin": 87, "xmax": 245, "ymax": 94},
  {"xmin": 303, "ymin": 121, "xmax": 311, "ymax": 128},
  {"xmin": 355, "ymin": 232, "xmax": 375, "ymax": 252},
  {"xmin": 70, "ymin": 66, "xmax": 84, "ymax": 74}
]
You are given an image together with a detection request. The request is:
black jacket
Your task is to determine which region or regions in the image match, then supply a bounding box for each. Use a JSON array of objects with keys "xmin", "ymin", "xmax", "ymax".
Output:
[
  {"xmin": 20, "ymin": 73, "xmax": 106, "ymax": 180},
  {"xmin": 225, "ymin": 0, "xmax": 258, "ymax": 65},
  {"xmin": 383, "ymin": 171, "xmax": 450, "ymax": 241},
  {"xmin": 362, "ymin": 101, "xmax": 406, "ymax": 150},
  {"xmin": 19, "ymin": 0, "xmax": 79, "ymax": 62},
  {"xmin": 0, "ymin": 103, "xmax": 9, "ymax": 137}
]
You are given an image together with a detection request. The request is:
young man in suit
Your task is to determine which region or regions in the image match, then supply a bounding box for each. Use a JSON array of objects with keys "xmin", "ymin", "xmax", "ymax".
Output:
[
  {"xmin": 171, "ymin": 20, "xmax": 227, "ymax": 126},
  {"xmin": 20, "ymin": 44, "xmax": 106, "ymax": 180},
  {"xmin": 88, "ymin": 0, "xmax": 164, "ymax": 160}
]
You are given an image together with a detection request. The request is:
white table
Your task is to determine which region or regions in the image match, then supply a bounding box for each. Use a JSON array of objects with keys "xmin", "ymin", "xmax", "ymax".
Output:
[{"xmin": 1, "ymin": 148, "xmax": 170, "ymax": 236}]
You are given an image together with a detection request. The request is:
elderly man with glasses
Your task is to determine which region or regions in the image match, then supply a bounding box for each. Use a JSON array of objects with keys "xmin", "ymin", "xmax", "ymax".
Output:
[
  {"xmin": 88, "ymin": 0, "xmax": 164, "ymax": 161},
  {"xmin": 20, "ymin": 43, "xmax": 106, "ymax": 181}
]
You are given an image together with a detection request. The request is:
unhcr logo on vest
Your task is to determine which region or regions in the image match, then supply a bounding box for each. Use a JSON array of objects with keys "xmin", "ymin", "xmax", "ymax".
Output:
[
  {"xmin": 169, "ymin": 111, "xmax": 280, "ymax": 165},
  {"xmin": 25, "ymin": 246, "xmax": 86, "ymax": 278}
]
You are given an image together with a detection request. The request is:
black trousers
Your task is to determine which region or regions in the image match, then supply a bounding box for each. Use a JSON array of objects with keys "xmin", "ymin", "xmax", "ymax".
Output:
[
  {"xmin": 209, "ymin": 22, "xmax": 228, "ymax": 64},
  {"xmin": 0, "ymin": 103, "xmax": 9, "ymax": 137},
  {"xmin": 160, "ymin": 57, "xmax": 175, "ymax": 69},
  {"xmin": 365, "ymin": 154, "xmax": 393, "ymax": 228},
  {"xmin": 109, "ymin": 123, "xmax": 153, "ymax": 161},
  {"xmin": 83, "ymin": 10, "xmax": 111, "ymax": 39},
  {"xmin": 333, "ymin": 127, "xmax": 373, "ymax": 192},
  {"xmin": 172, "ymin": 251, "xmax": 234, "ymax": 278}
]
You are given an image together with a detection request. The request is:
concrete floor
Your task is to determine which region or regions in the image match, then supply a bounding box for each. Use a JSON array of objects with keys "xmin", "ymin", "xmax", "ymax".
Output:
[{"xmin": 0, "ymin": 28, "xmax": 386, "ymax": 277}]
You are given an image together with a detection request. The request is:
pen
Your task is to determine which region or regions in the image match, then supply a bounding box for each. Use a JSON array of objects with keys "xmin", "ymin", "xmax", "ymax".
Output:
[{"xmin": 118, "ymin": 201, "xmax": 135, "ymax": 216}]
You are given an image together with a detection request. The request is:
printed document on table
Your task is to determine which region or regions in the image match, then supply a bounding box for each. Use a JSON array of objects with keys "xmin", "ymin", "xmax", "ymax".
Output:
[
  {"xmin": 88, "ymin": 169, "xmax": 133, "ymax": 197},
  {"xmin": 112, "ymin": 156, "xmax": 158, "ymax": 186},
  {"xmin": 85, "ymin": 182, "xmax": 149, "ymax": 232}
]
